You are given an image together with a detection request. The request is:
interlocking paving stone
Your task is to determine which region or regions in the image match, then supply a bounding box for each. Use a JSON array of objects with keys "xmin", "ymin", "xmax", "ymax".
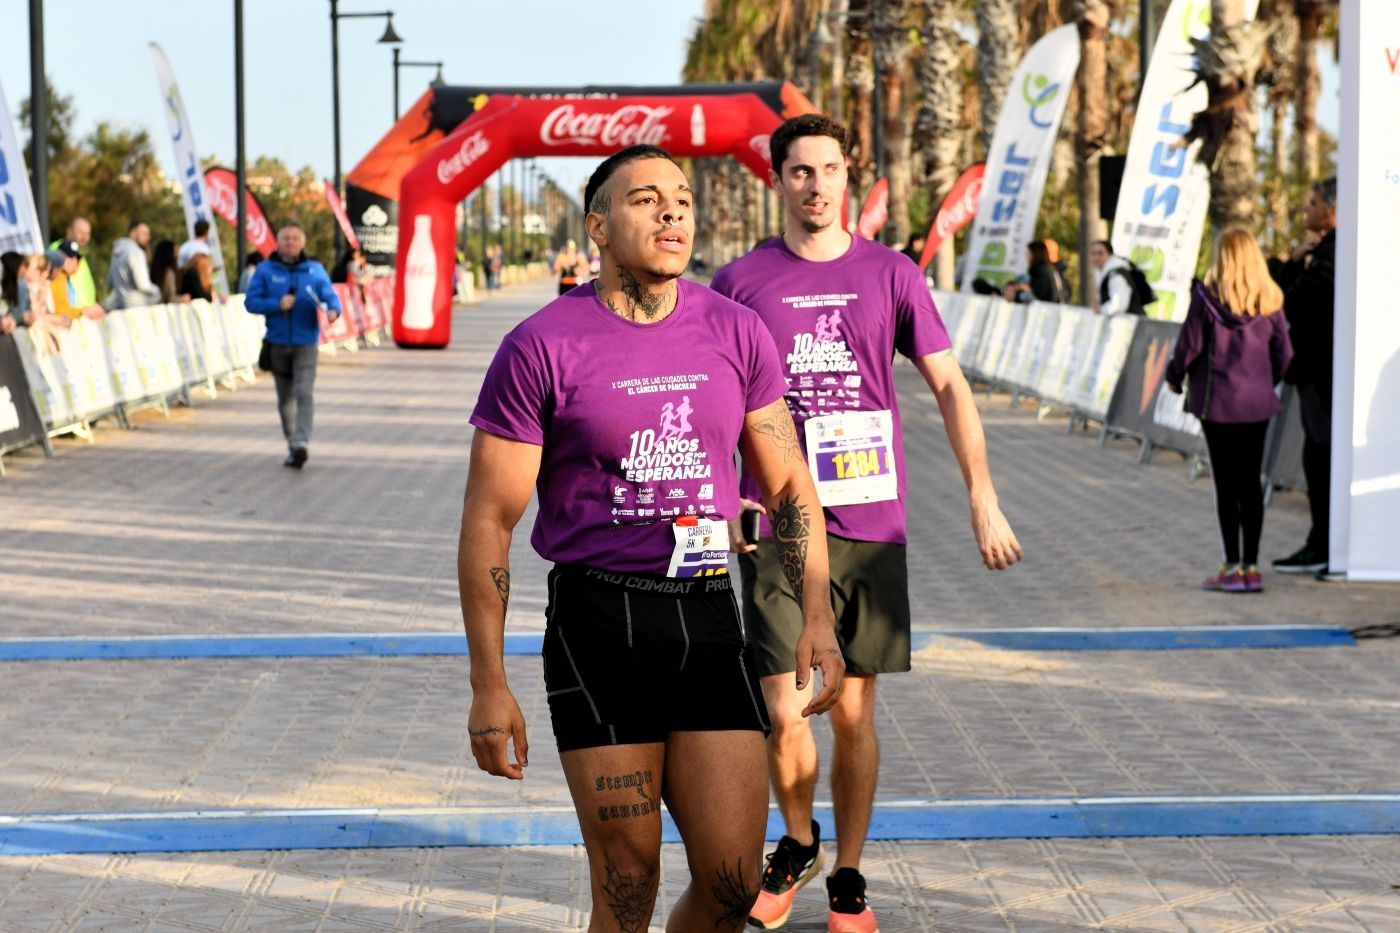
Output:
[{"xmin": 1, "ymin": 280, "xmax": 1398, "ymax": 929}]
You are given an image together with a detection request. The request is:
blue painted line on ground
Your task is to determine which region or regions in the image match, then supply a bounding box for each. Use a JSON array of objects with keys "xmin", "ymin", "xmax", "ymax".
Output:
[
  {"xmin": 0, "ymin": 625, "xmax": 1352, "ymax": 662},
  {"xmin": 4, "ymin": 795, "xmax": 1399, "ymax": 856}
]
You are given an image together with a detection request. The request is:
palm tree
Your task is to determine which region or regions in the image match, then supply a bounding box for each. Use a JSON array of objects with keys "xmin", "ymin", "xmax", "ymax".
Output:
[
  {"xmin": 976, "ymin": 0, "xmax": 1021, "ymax": 153},
  {"xmin": 1074, "ymin": 0, "xmax": 1110, "ymax": 306},
  {"xmin": 845, "ymin": 0, "xmax": 877, "ymax": 209},
  {"xmin": 873, "ymin": 0, "xmax": 913, "ymax": 245},
  {"xmin": 1187, "ymin": 0, "xmax": 1268, "ymax": 232},
  {"xmin": 915, "ymin": 0, "xmax": 965, "ymax": 286},
  {"xmin": 1257, "ymin": 0, "xmax": 1297, "ymax": 252},
  {"xmin": 1292, "ymin": 0, "xmax": 1329, "ymax": 182}
]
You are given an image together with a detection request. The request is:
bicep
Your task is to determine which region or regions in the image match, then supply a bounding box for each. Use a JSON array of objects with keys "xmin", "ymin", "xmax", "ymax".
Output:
[
  {"xmin": 463, "ymin": 429, "xmax": 541, "ymax": 531},
  {"xmin": 739, "ymin": 399, "xmax": 805, "ymax": 497},
  {"xmin": 913, "ymin": 348, "xmax": 962, "ymax": 395}
]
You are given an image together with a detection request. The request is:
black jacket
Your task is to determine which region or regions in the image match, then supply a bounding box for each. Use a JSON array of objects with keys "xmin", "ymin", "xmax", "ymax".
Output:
[{"xmin": 1269, "ymin": 229, "xmax": 1335, "ymax": 395}]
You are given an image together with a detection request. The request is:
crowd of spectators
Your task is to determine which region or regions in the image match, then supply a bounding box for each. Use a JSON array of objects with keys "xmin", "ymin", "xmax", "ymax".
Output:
[{"xmin": 0, "ymin": 216, "xmax": 233, "ymax": 337}]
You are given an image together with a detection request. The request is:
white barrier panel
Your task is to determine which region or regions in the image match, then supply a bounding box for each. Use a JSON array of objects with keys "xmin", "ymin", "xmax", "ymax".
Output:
[
  {"xmin": 189, "ymin": 301, "xmax": 234, "ymax": 383},
  {"xmin": 125, "ymin": 306, "xmax": 186, "ymax": 400}
]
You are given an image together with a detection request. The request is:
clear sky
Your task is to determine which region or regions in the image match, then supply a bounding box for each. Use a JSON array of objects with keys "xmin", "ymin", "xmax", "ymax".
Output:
[
  {"xmin": 1, "ymin": 2, "xmax": 1339, "ymax": 201},
  {"xmin": 0, "ymin": 0, "xmax": 707, "ymax": 199}
]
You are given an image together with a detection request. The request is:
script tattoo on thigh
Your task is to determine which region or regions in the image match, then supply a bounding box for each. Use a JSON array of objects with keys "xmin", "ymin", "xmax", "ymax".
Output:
[
  {"xmin": 489, "ymin": 567, "xmax": 510, "ymax": 611},
  {"xmin": 751, "ymin": 403, "xmax": 801, "ymax": 464},
  {"xmin": 769, "ymin": 495, "xmax": 811, "ymax": 603},
  {"xmin": 601, "ymin": 862, "xmax": 657, "ymax": 933},
  {"xmin": 595, "ymin": 770, "xmax": 659, "ymax": 822},
  {"xmin": 711, "ymin": 858, "xmax": 757, "ymax": 929}
]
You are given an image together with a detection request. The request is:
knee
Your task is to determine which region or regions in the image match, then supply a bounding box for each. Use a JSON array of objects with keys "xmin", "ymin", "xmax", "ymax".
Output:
[
  {"xmin": 587, "ymin": 842, "xmax": 659, "ymax": 901},
  {"xmin": 767, "ymin": 708, "xmax": 811, "ymax": 747}
]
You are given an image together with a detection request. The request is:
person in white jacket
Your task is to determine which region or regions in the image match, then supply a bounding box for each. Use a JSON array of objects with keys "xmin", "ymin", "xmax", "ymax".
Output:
[
  {"xmin": 106, "ymin": 222, "xmax": 162, "ymax": 310},
  {"xmin": 1090, "ymin": 240, "xmax": 1137, "ymax": 316}
]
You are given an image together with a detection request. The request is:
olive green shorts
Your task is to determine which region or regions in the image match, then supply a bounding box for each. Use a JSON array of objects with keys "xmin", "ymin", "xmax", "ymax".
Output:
[{"xmin": 737, "ymin": 533, "xmax": 911, "ymax": 677}]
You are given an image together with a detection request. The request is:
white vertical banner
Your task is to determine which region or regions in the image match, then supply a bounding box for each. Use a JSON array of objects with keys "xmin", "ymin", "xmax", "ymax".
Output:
[
  {"xmin": 0, "ymin": 76, "xmax": 45, "ymax": 255},
  {"xmin": 961, "ymin": 24, "xmax": 1080, "ymax": 292},
  {"xmin": 150, "ymin": 43, "xmax": 228, "ymax": 295},
  {"xmin": 1333, "ymin": 0, "xmax": 1400, "ymax": 580},
  {"xmin": 1110, "ymin": 0, "xmax": 1260, "ymax": 321}
]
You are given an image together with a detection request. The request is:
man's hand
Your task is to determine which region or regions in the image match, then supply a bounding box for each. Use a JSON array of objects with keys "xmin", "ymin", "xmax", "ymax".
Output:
[
  {"xmin": 1, "ymin": 316, "xmax": 13, "ymax": 335},
  {"xmin": 326, "ymin": 309, "xmax": 340, "ymax": 325},
  {"xmin": 726, "ymin": 497, "xmax": 764, "ymax": 555},
  {"xmin": 22, "ymin": 311, "xmax": 35, "ymax": 326},
  {"xmin": 1290, "ymin": 232, "xmax": 1321, "ymax": 262},
  {"xmin": 82, "ymin": 305, "xmax": 106, "ymax": 321},
  {"xmin": 794, "ymin": 612, "xmax": 844, "ymax": 717},
  {"xmin": 279, "ymin": 294, "xmax": 296, "ymax": 311},
  {"xmin": 970, "ymin": 492, "xmax": 1023, "ymax": 571},
  {"xmin": 468, "ymin": 684, "xmax": 529, "ymax": 780}
]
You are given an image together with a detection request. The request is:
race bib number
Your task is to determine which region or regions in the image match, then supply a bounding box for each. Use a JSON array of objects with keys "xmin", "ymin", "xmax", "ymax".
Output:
[
  {"xmin": 803, "ymin": 410, "xmax": 898, "ymax": 507},
  {"xmin": 667, "ymin": 517, "xmax": 731, "ymax": 578}
]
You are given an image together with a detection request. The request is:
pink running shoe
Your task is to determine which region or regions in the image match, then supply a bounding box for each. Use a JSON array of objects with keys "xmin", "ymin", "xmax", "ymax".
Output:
[
  {"xmin": 1220, "ymin": 568, "xmax": 1252, "ymax": 593},
  {"xmin": 1201, "ymin": 565, "xmax": 1238, "ymax": 591},
  {"xmin": 826, "ymin": 867, "xmax": 878, "ymax": 932},
  {"xmin": 1240, "ymin": 566, "xmax": 1263, "ymax": 593},
  {"xmin": 749, "ymin": 823, "xmax": 824, "ymax": 929}
]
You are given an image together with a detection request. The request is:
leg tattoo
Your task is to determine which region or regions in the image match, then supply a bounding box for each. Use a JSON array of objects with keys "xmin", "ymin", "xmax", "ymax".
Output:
[
  {"xmin": 600, "ymin": 862, "xmax": 658, "ymax": 933},
  {"xmin": 711, "ymin": 858, "xmax": 758, "ymax": 929}
]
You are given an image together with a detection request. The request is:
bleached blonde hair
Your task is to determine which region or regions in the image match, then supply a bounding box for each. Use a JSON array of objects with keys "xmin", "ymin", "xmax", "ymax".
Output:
[{"xmin": 1203, "ymin": 228, "xmax": 1284, "ymax": 318}]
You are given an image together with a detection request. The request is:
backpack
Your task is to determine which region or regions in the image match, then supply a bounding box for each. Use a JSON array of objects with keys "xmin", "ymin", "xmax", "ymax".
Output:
[{"xmin": 1103, "ymin": 262, "xmax": 1157, "ymax": 315}]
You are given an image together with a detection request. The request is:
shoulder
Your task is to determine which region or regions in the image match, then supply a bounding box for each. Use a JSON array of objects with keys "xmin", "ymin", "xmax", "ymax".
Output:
[{"xmin": 713, "ymin": 239, "xmax": 786, "ymax": 286}]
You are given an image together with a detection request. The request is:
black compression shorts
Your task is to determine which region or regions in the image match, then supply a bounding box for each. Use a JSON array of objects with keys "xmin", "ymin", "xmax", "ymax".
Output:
[{"xmin": 542, "ymin": 565, "xmax": 772, "ymax": 752}]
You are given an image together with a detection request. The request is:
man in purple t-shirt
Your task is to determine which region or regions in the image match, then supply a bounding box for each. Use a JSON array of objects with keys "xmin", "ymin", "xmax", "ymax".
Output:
[
  {"xmin": 712, "ymin": 114, "xmax": 1023, "ymax": 932},
  {"xmin": 460, "ymin": 144, "xmax": 845, "ymax": 932}
]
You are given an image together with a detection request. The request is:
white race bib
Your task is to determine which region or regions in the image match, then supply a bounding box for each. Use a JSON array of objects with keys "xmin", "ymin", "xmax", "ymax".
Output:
[
  {"xmin": 667, "ymin": 518, "xmax": 731, "ymax": 578},
  {"xmin": 803, "ymin": 410, "xmax": 899, "ymax": 507}
]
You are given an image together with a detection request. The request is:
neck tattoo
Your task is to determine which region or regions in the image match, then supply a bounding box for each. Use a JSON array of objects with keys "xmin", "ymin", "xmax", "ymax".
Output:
[{"xmin": 595, "ymin": 269, "xmax": 675, "ymax": 322}]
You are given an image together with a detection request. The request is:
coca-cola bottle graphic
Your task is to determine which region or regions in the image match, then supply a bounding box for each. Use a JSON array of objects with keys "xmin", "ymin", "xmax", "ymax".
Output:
[
  {"xmin": 690, "ymin": 105, "xmax": 706, "ymax": 147},
  {"xmin": 402, "ymin": 215, "xmax": 437, "ymax": 331}
]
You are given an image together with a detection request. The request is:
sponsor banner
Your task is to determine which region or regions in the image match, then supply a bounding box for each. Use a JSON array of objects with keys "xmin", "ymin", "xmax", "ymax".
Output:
[
  {"xmin": 961, "ymin": 25, "xmax": 1080, "ymax": 291},
  {"xmin": 0, "ymin": 334, "xmax": 45, "ymax": 452},
  {"xmin": 919, "ymin": 164, "xmax": 985, "ymax": 271},
  {"xmin": 1110, "ymin": 0, "xmax": 1260, "ymax": 321},
  {"xmin": 323, "ymin": 180, "xmax": 360, "ymax": 251},
  {"xmin": 856, "ymin": 177, "xmax": 889, "ymax": 240},
  {"xmin": 347, "ymin": 186, "xmax": 398, "ymax": 275},
  {"xmin": 150, "ymin": 43, "xmax": 229, "ymax": 295},
  {"xmin": 1103, "ymin": 318, "xmax": 1204, "ymax": 455},
  {"xmin": 1332, "ymin": 0, "xmax": 1400, "ymax": 578},
  {"xmin": 0, "ymin": 77, "xmax": 44, "ymax": 256},
  {"xmin": 203, "ymin": 168, "xmax": 278, "ymax": 257}
]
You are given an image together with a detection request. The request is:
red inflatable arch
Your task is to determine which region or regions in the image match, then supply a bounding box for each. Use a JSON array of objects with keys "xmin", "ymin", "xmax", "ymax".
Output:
[{"xmin": 393, "ymin": 88, "xmax": 815, "ymax": 348}]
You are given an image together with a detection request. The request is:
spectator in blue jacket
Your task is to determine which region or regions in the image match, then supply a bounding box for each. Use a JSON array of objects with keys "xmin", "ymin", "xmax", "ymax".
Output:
[{"xmin": 245, "ymin": 222, "xmax": 341, "ymax": 469}]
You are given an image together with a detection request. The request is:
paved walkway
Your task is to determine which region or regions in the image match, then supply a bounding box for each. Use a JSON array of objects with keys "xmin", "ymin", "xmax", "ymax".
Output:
[{"xmin": 1, "ymin": 280, "xmax": 1398, "ymax": 931}]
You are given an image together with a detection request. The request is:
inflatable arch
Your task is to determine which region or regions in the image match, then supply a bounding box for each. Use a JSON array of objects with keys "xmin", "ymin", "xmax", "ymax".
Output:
[{"xmin": 373, "ymin": 84, "xmax": 815, "ymax": 348}]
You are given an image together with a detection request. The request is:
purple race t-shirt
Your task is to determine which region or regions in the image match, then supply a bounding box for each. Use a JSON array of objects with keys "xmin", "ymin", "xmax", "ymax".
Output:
[
  {"xmin": 711, "ymin": 235, "xmax": 951, "ymax": 544},
  {"xmin": 470, "ymin": 278, "xmax": 788, "ymax": 574}
]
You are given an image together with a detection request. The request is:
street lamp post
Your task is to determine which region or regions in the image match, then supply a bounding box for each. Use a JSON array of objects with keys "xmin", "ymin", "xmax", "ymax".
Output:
[
  {"xmin": 391, "ymin": 47, "xmax": 443, "ymax": 121},
  {"xmin": 329, "ymin": 1, "xmax": 401, "ymax": 252},
  {"xmin": 28, "ymin": 0, "xmax": 48, "ymax": 239}
]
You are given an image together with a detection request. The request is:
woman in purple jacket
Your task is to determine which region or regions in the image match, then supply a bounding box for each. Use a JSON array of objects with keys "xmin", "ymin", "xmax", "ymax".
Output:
[{"xmin": 1166, "ymin": 229, "xmax": 1294, "ymax": 593}]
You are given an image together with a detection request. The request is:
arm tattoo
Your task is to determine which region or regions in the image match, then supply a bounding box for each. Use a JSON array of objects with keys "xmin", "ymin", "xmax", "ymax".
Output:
[
  {"xmin": 468, "ymin": 725, "xmax": 504, "ymax": 737},
  {"xmin": 711, "ymin": 858, "xmax": 758, "ymax": 929},
  {"xmin": 618, "ymin": 266, "xmax": 673, "ymax": 320},
  {"xmin": 489, "ymin": 566, "xmax": 510, "ymax": 611},
  {"xmin": 751, "ymin": 406, "xmax": 801, "ymax": 463},
  {"xmin": 769, "ymin": 495, "xmax": 811, "ymax": 603},
  {"xmin": 601, "ymin": 862, "xmax": 657, "ymax": 933}
]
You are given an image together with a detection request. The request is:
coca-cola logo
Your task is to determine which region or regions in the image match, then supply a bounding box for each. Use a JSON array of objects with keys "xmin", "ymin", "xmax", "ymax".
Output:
[
  {"xmin": 205, "ymin": 174, "xmax": 270, "ymax": 247},
  {"xmin": 437, "ymin": 131, "xmax": 491, "ymax": 185},
  {"xmin": 935, "ymin": 177, "xmax": 982, "ymax": 239},
  {"xmin": 540, "ymin": 104, "xmax": 673, "ymax": 148}
]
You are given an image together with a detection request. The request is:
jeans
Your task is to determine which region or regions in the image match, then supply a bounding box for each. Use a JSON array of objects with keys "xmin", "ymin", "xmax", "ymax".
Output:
[{"xmin": 269, "ymin": 343, "xmax": 318, "ymax": 451}]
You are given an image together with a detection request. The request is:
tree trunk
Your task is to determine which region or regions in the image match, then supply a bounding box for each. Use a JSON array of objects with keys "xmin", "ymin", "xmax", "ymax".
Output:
[
  {"xmin": 829, "ymin": 0, "xmax": 848, "ymax": 123},
  {"xmin": 1293, "ymin": 0, "xmax": 1325, "ymax": 182},
  {"xmin": 977, "ymin": 0, "xmax": 1021, "ymax": 154},
  {"xmin": 874, "ymin": 0, "xmax": 912, "ymax": 245},
  {"xmin": 916, "ymin": 0, "xmax": 964, "ymax": 287},
  {"xmin": 845, "ymin": 0, "xmax": 876, "ymax": 222},
  {"xmin": 1199, "ymin": 0, "xmax": 1263, "ymax": 233},
  {"xmin": 1075, "ymin": 0, "xmax": 1109, "ymax": 306},
  {"xmin": 1270, "ymin": 96, "xmax": 1288, "ymax": 250}
]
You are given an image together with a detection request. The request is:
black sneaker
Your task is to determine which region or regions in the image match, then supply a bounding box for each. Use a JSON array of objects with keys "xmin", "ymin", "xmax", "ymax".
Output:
[
  {"xmin": 748, "ymin": 820, "xmax": 823, "ymax": 929},
  {"xmin": 825, "ymin": 867, "xmax": 877, "ymax": 931},
  {"xmin": 1272, "ymin": 546, "xmax": 1327, "ymax": 574}
]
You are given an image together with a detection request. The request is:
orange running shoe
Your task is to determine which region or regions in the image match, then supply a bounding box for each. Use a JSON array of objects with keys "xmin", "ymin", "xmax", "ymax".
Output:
[
  {"xmin": 826, "ymin": 867, "xmax": 878, "ymax": 932},
  {"xmin": 748, "ymin": 821, "xmax": 824, "ymax": 929}
]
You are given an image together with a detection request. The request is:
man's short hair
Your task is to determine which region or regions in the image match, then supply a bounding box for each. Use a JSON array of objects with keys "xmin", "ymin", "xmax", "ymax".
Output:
[
  {"xmin": 769, "ymin": 114, "xmax": 849, "ymax": 174},
  {"xmin": 278, "ymin": 221, "xmax": 305, "ymax": 233},
  {"xmin": 1313, "ymin": 176, "xmax": 1337, "ymax": 208},
  {"xmin": 193, "ymin": 219, "xmax": 211, "ymax": 237},
  {"xmin": 128, "ymin": 220, "xmax": 146, "ymax": 234},
  {"xmin": 584, "ymin": 145, "xmax": 677, "ymax": 215}
]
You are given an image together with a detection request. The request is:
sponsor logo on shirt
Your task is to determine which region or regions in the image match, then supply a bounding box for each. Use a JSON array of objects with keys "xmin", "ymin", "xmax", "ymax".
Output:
[
  {"xmin": 666, "ymin": 488, "xmax": 687, "ymax": 499},
  {"xmin": 636, "ymin": 488, "xmax": 656, "ymax": 505},
  {"xmin": 785, "ymin": 308, "xmax": 858, "ymax": 375},
  {"xmin": 698, "ymin": 483, "xmax": 713, "ymax": 500},
  {"xmin": 844, "ymin": 375, "xmax": 862, "ymax": 388},
  {"xmin": 612, "ymin": 485, "xmax": 628, "ymax": 504}
]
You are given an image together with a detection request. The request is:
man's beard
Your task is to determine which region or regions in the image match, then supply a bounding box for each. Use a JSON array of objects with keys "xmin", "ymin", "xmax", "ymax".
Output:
[{"xmin": 800, "ymin": 216, "xmax": 833, "ymax": 234}]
